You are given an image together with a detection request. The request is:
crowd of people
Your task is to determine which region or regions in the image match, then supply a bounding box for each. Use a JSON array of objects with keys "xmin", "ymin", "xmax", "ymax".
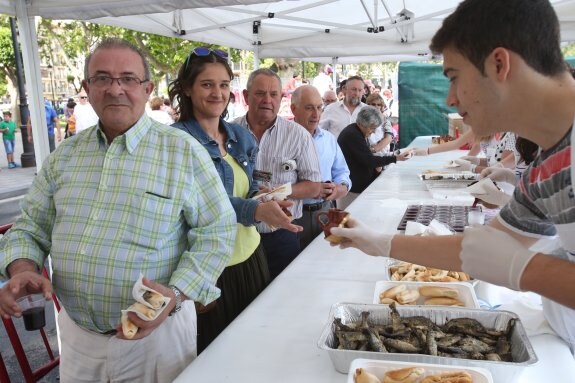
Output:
[{"xmin": 0, "ymin": 0, "xmax": 574, "ymax": 381}]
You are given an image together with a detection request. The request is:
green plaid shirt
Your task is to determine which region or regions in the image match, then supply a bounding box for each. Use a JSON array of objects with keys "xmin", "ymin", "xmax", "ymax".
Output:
[{"xmin": 0, "ymin": 114, "xmax": 236, "ymax": 332}]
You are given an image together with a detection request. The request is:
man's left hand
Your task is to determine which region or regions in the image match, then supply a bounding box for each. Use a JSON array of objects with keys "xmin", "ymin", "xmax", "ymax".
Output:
[{"xmin": 115, "ymin": 277, "xmax": 176, "ymax": 340}]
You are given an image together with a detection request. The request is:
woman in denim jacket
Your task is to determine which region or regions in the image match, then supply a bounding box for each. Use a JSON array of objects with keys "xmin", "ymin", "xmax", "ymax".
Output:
[{"xmin": 169, "ymin": 48, "xmax": 299, "ymax": 353}]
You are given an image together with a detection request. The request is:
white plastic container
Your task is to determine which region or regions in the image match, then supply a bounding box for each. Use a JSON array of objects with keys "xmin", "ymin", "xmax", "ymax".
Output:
[
  {"xmin": 347, "ymin": 358, "xmax": 494, "ymax": 383},
  {"xmin": 373, "ymin": 280, "xmax": 480, "ymax": 309}
]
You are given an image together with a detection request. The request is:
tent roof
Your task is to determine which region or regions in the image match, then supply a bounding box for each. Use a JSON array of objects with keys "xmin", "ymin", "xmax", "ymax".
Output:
[
  {"xmin": 2, "ymin": 0, "xmax": 575, "ymax": 61},
  {"xmin": 84, "ymin": 0, "xmax": 575, "ymax": 60},
  {"xmin": 0, "ymin": 0, "xmax": 278, "ymax": 19}
]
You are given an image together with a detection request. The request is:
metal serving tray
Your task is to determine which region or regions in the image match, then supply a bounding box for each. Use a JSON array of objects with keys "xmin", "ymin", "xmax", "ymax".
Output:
[
  {"xmin": 397, "ymin": 205, "xmax": 470, "ymax": 232},
  {"xmin": 317, "ymin": 303, "xmax": 537, "ymax": 383}
]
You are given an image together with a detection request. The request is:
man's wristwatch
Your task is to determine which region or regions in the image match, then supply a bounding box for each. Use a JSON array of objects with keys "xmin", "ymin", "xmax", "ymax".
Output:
[
  {"xmin": 340, "ymin": 182, "xmax": 350, "ymax": 191},
  {"xmin": 169, "ymin": 285, "xmax": 182, "ymax": 316}
]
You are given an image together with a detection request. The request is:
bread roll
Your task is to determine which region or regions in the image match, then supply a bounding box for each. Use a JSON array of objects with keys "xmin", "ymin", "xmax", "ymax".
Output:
[
  {"xmin": 421, "ymin": 371, "xmax": 473, "ymax": 383},
  {"xmin": 424, "ymin": 297, "xmax": 465, "ymax": 306},
  {"xmin": 131, "ymin": 302, "xmax": 157, "ymax": 319},
  {"xmin": 383, "ymin": 367, "xmax": 424, "ymax": 383},
  {"xmin": 355, "ymin": 368, "xmax": 382, "ymax": 383},
  {"xmin": 382, "ymin": 284, "xmax": 407, "ymax": 299},
  {"xmin": 396, "ymin": 289, "xmax": 420, "ymax": 304},
  {"xmin": 121, "ymin": 311, "xmax": 137, "ymax": 339},
  {"xmin": 379, "ymin": 297, "xmax": 398, "ymax": 305},
  {"xmin": 418, "ymin": 286, "xmax": 459, "ymax": 299}
]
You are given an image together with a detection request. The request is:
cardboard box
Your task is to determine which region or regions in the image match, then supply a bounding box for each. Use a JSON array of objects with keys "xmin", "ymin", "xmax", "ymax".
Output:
[{"xmin": 447, "ymin": 113, "xmax": 471, "ymax": 137}]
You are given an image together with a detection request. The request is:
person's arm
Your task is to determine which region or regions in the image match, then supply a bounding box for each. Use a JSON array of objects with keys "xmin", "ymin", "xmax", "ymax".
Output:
[
  {"xmin": 290, "ymin": 180, "xmax": 321, "ymax": 199},
  {"xmin": 520, "ymin": 254, "xmax": 575, "ymax": 309},
  {"xmin": 344, "ymin": 129, "xmax": 396, "ymax": 168},
  {"xmin": 168, "ymin": 143, "xmax": 236, "ymax": 306},
  {"xmin": 419, "ymin": 130, "xmax": 476, "ymax": 155},
  {"xmin": 326, "ymin": 141, "xmax": 351, "ymax": 201},
  {"xmin": 371, "ymin": 134, "xmax": 393, "ymax": 153},
  {"xmin": 26, "ymin": 117, "xmax": 32, "ymax": 143},
  {"xmin": 289, "ymin": 125, "xmax": 322, "ymax": 199},
  {"xmin": 54, "ymin": 116, "xmax": 62, "ymax": 141}
]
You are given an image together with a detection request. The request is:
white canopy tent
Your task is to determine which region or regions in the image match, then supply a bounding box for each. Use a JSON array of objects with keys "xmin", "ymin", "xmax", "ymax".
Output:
[
  {"xmin": 2, "ymin": 0, "xmax": 575, "ymax": 166},
  {"xmin": 0, "ymin": 0, "xmax": 279, "ymax": 168}
]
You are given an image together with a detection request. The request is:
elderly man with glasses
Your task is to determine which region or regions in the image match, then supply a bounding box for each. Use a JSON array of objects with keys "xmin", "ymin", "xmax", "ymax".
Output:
[{"xmin": 0, "ymin": 38, "xmax": 236, "ymax": 382}]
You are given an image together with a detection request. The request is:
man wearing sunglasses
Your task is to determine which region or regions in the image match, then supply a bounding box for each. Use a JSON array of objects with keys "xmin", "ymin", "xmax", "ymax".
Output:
[
  {"xmin": 73, "ymin": 90, "xmax": 98, "ymax": 133},
  {"xmin": 0, "ymin": 38, "xmax": 235, "ymax": 382}
]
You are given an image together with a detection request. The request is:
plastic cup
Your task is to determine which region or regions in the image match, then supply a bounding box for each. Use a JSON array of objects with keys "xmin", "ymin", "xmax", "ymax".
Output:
[
  {"xmin": 468, "ymin": 207, "xmax": 485, "ymax": 226},
  {"xmin": 17, "ymin": 294, "xmax": 46, "ymax": 331}
]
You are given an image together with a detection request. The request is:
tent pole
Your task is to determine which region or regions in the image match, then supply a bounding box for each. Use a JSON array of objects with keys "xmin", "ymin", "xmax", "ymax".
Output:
[
  {"xmin": 15, "ymin": 0, "xmax": 50, "ymax": 171},
  {"xmin": 253, "ymin": 48, "xmax": 259, "ymax": 70},
  {"xmin": 331, "ymin": 57, "xmax": 337, "ymax": 85}
]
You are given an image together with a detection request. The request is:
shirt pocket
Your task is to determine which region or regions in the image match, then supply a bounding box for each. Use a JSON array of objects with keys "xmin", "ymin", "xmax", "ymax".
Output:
[{"xmin": 123, "ymin": 192, "xmax": 181, "ymax": 249}]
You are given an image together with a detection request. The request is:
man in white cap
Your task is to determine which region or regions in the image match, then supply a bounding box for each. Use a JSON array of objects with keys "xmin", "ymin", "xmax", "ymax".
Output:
[{"xmin": 312, "ymin": 64, "xmax": 334, "ymax": 97}]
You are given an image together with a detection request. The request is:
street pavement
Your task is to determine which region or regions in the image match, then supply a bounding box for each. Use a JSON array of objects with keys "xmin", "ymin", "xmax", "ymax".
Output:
[{"xmin": 1, "ymin": 131, "xmax": 60, "ymax": 382}]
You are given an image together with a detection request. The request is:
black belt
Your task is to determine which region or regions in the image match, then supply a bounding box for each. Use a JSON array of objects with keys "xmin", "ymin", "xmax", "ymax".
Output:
[{"xmin": 303, "ymin": 201, "xmax": 330, "ymax": 212}]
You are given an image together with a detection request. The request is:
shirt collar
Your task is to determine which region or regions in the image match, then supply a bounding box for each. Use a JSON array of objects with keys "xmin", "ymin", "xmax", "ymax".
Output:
[{"xmin": 96, "ymin": 113, "xmax": 152, "ymax": 154}]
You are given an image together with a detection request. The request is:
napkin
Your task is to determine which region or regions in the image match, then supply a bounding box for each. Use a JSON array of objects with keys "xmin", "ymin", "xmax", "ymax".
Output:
[
  {"xmin": 466, "ymin": 178, "xmax": 511, "ymax": 207},
  {"xmin": 405, "ymin": 219, "xmax": 454, "ymax": 236}
]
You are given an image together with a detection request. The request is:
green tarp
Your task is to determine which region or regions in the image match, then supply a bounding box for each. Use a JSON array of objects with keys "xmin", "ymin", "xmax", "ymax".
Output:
[
  {"xmin": 397, "ymin": 62, "xmax": 456, "ymax": 148},
  {"xmin": 398, "ymin": 58, "xmax": 575, "ymax": 148}
]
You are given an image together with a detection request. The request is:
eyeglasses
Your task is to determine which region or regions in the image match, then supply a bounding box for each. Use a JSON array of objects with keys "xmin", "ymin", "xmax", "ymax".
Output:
[
  {"xmin": 369, "ymin": 103, "xmax": 383, "ymax": 107},
  {"xmin": 184, "ymin": 47, "xmax": 228, "ymax": 70},
  {"xmin": 87, "ymin": 75, "xmax": 149, "ymax": 90},
  {"xmin": 80, "ymin": 96, "xmax": 88, "ymax": 100}
]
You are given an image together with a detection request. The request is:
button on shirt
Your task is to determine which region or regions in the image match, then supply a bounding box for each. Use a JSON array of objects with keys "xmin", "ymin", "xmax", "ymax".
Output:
[
  {"xmin": 318, "ymin": 101, "xmax": 366, "ymax": 138},
  {"xmin": 0, "ymin": 114, "xmax": 236, "ymax": 333},
  {"xmin": 304, "ymin": 127, "xmax": 351, "ymax": 205},
  {"xmin": 234, "ymin": 115, "xmax": 322, "ymax": 233}
]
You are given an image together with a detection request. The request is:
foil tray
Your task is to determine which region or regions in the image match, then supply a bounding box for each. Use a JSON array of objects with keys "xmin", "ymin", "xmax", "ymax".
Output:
[
  {"xmin": 397, "ymin": 205, "xmax": 470, "ymax": 232},
  {"xmin": 419, "ymin": 172, "xmax": 479, "ymax": 181},
  {"xmin": 317, "ymin": 303, "xmax": 537, "ymax": 383}
]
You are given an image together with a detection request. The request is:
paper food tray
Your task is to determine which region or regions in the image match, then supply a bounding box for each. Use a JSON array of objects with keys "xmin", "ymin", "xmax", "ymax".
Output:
[
  {"xmin": 373, "ymin": 281, "xmax": 480, "ymax": 309},
  {"xmin": 317, "ymin": 303, "xmax": 537, "ymax": 383},
  {"xmin": 347, "ymin": 358, "xmax": 494, "ymax": 383}
]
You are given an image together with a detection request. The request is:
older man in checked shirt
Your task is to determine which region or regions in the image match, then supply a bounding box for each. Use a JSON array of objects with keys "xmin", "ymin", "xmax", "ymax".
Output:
[
  {"xmin": 0, "ymin": 39, "xmax": 235, "ymax": 382},
  {"xmin": 235, "ymin": 68, "xmax": 321, "ymax": 280}
]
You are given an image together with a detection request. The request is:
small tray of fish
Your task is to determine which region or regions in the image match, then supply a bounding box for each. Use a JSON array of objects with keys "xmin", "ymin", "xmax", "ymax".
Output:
[
  {"xmin": 317, "ymin": 302, "xmax": 537, "ymax": 383},
  {"xmin": 418, "ymin": 171, "xmax": 479, "ymax": 181},
  {"xmin": 347, "ymin": 358, "xmax": 494, "ymax": 383},
  {"xmin": 373, "ymin": 281, "xmax": 480, "ymax": 309},
  {"xmin": 397, "ymin": 205, "xmax": 470, "ymax": 232}
]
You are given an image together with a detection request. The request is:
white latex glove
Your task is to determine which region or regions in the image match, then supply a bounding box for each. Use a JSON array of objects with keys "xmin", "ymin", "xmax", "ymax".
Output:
[
  {"xmin": 330, "ymin": 217, "xmax": 393, "ymax": 257},
  {"xmin": 480, "ymin": 167, "xmax": 517, "ymax": 185},
  {"xmin": 461, "ymin": 226, "xmax": 537, "ymax": 291},
  {"xmin": 412, "ymin": 148, "xmax": 429, "ymax": 156},
  {"xmin": 459, "ymin": 155, "xmax": 480, "ymax": 165},
  {"xmin": 453, "ymin": 158, "xmax": 476, "ymax": 172}
]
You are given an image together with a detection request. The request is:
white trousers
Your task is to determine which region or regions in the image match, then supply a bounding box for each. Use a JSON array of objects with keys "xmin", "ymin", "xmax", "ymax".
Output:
[{"xmin": 58, "ymin": 302, "xmax": 197, "ymax": 383}]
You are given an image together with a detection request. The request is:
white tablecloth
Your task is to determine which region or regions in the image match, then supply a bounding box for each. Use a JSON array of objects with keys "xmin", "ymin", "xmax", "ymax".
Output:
[{"xmin": 175, "ymin": 136, "xmax": 574, "ymax": 383}]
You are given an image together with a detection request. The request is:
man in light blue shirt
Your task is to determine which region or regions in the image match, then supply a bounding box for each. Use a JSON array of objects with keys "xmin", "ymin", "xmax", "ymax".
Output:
[{"xmin": 291, "ymin": 85, "xmax": 351, "ymax": 249}]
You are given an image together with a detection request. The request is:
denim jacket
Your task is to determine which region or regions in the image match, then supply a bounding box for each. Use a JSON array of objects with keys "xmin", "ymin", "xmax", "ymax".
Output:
[{"xmin": 173, "ymin": 118, "xmax": 260, "ymax": 226}]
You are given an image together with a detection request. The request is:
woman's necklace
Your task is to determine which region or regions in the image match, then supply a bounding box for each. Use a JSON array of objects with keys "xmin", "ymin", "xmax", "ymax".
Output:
[{"xmin": 209, "ymin": 129, "xmax": 227, "ymax": 155}]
